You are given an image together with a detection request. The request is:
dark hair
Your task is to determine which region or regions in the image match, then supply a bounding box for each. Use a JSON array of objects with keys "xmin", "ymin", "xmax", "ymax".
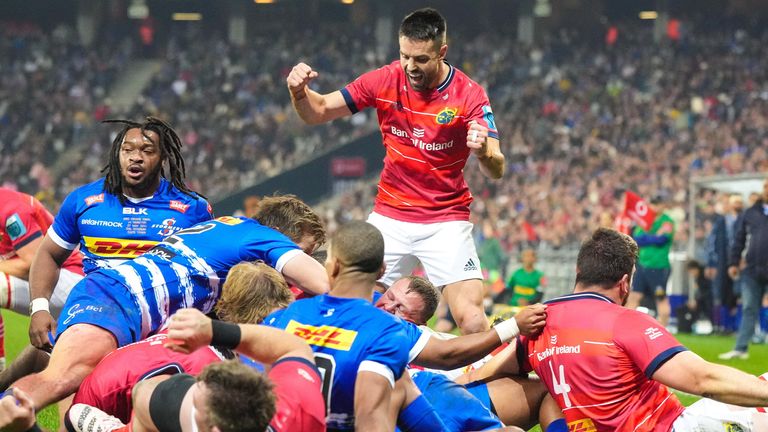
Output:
[
  {"xmin": 252, "ymin": 194, "xmax": 326, "ymax": 249},
  {"xmin": 404, "ymin": 276, "xmax": 440, "ymax": 324},
  {"xmin": 399, "ymin": 7, "xmax": 447, "ymax": 45},
  {"xmin": 331, "ymin": 221, "xmax": 384, "ymax": 274},
  {"xmin": 198, "ymin": 361, "xmax": 276, "ymax": 432},
  {"xmin": 686, "ymin": 259, "xmax": 703, "ymax": 272},
  {"xmin": 575, "ymin": 228, "xmax": 638, "ymax": 289},
  {"xmin": 101, "ymin": 117, "xmax": 197, "ymax": 204}
]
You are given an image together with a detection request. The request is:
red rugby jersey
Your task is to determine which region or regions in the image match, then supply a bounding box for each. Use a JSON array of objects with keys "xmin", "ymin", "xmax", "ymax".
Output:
[
  {"xmin": 518, "ymin": 292, "xmax": 686, "ymax": 432},
  {"xmin": 341, "ymin": 61, "xmax": 498, "ymax": 222},
  {"xmin": 0, "ymin": 188, "xmax": 82, "ymax": 276}
]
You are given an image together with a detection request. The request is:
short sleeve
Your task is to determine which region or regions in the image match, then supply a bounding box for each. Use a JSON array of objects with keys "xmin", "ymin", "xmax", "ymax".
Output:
[
  {"xmin": 340, "ymin": 66, "xmax": 389, "ymax": 114},
  {"xmin": 240, "ymin": 225, "xmax": 301, "ymax": 271},
  {"xmin": 464, "ymin": 86, "xmax": 498, "ymax": 139},
  {"xmin": 1, "ymin": 201, "xmax": 44, "ymax": 251},
  {"xmin": 50, "ymin": 191, "xmax": 81, "ymax": 249},
  {"xmin": 360, "ymin": 321, "xmax": 410, "ymax": 387},
  {"xmin": 614, "ymin": 310, "xmax": 687, "ymax": 378},
  {"xmin": 193, "ymin": 197, "xmax": 214, "ymax": 223},
  {"xmin": 516, "ymin": 336, "xmax": 533, "ymax": 373}
]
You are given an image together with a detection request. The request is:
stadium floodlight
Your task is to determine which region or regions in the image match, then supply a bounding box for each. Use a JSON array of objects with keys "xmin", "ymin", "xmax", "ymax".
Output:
[
  {"xmin": 639, "ymin": 11, "xmax": 659, "ymax": 20},
  {"xmin": 254, "ymin": 0, "xmax": 275, "ymax": 3},
  {"xmin": 341, "ymin": 0, "xmax": 354, "ymax": 4},
  {"xmin": 127, "ymin": 0, "xmax": 149, "ymax": 19}
]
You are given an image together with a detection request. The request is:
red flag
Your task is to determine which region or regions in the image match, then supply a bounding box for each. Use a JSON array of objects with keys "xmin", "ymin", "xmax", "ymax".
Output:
[
  {"xmin": 623, "ymin": 191, "xmax": 656, "ymax": 231},
  {"xmin": 667, "ymin": 19, "xmax": 680, "ymax": 41},
  {"xmin": 606, "ymin": 26, "xmax": 618, "ymax": 46},
  {"xmin": 614, "ymin": 212, "xmax": 633, "ymax": 235}
]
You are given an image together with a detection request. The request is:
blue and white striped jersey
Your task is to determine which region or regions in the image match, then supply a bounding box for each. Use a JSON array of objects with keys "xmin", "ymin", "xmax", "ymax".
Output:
[{"xmin": 96, "ymin": 216, "xmax": 301, "ymax": 338}]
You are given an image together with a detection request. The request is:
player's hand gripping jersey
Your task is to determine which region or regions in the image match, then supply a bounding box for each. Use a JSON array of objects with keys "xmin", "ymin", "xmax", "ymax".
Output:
[
  {"xmin": 49, "ymin": 178, "xmax": 212, "ymax": 273},
  {"xmin": 518, "ymin": 292, "xmax": 686, "ymax": 432},
  {"xmin": 265, "ymin": 295, "xmax": 411, "ymax": 431},
  {"xmin": 341, "ymin": 61, "xmax": 498, "ymax": 222},
  {"xmin": 58, "ymin": 217, "xmax": 301, "ymax": 345}
]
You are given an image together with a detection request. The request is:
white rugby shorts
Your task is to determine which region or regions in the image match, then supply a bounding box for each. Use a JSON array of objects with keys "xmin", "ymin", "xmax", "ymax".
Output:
[
  {"xmin": 367, "ymin": 212, "xmax": 483, "ymax": 288},
  {"xmin": 672, "ymin": 397, "xmax": 762, "ymax": 431}
]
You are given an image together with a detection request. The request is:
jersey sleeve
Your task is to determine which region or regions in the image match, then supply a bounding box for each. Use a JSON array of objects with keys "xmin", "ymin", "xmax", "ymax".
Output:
[
  {"xmin": 614, "ymin": 310, "xmax": 687, "ymax": 378},
  {"xmin": 240, "ymin": 226, "xmax": 301, "ymax": 272},
  {"xmin": 340, "ymin": 66, "xmax": 389, "ymax": 114},
  {"xmin": 359, "ymin": 322, "xmax": 410, "ymax": 387},
  {"xmin": 192, "ymin": 196, "xmax": 214, "ymax": 223},
  {"xmin": 404, "ymin": 322, "xmax": 430, "ymax": 363},
  {"xmin": 464, "ymin": 85, "xmax": 499, "ymax": 140},
  {"xmin": 1, "ymin": 201, "xmax": 44, "ymax": 251},
  {"xmin": 49, "ymin": 191, "xmax": 81, "ymax": 250},
  {"xmin": 516, "ymin": 336, "xmax": 533, "ymax": 373}
]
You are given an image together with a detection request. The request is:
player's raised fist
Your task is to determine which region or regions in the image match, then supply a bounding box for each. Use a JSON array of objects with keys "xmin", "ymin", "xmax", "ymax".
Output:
[
  {"xmin": 466, "ymin": 120, "xmax": 489, "ymax": 153},
  {"xmin": 286, "ymin": 62, "xmax": 319, "ymax": 98}
]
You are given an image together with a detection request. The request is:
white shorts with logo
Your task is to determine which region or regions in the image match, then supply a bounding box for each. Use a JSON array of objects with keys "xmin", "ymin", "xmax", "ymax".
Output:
[
  {"xmin": 1, "ymin": 269, "xmax": 82, "ymax": 318},
  {"xmin": 672, "ymin": 397, "xmax": 767, "ymax": 431},
  {"xmin": 367, "ymin": 212, "xmax": 483, "ymax": 288}
]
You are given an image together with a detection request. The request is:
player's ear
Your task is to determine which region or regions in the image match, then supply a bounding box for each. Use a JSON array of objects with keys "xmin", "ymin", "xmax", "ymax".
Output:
[
  {"xmin": 618, "ymin": 273, "xmax": 630, "ymax": 297},
  {"xmin": 439, "ymin": 44, "xmax": 447, "ymax": 60},
  {"xmin": 377, "ymin": 262, "xmax": 387, "ymax": 280}
]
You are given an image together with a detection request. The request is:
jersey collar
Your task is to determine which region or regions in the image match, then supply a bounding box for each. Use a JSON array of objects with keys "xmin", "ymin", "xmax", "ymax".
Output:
[
  {"xmin": 544, "ymin": 291, "xmax": 615, "ymax": 305},
  {"xmin": 435, "ymin": 61, "xmax": 454, "ymax": 92}
]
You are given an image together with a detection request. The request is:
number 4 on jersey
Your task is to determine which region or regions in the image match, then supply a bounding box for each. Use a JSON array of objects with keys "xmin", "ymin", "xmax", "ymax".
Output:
[{"xmin": 549, "ymin": 361, "xmax": 572, "ymax": 408}]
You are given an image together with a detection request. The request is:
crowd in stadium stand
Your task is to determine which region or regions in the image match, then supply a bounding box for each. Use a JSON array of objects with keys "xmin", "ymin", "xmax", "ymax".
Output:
[
  {"xmin": 0, "ymin": 23, "xmax": 130, "ymax": 206},
  {"xmin": 3, "ymin": 19, "xmax": 768, "ymax": 259}
]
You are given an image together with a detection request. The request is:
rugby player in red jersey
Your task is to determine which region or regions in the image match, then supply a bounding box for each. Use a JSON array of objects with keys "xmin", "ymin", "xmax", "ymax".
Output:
[
  {"xmin": 460, "ymin": 228, "xmax": 768, "ymax": 432},
  {"xmin": 287, "ymin": 7, "xmax": 504, "ymax": 335}
]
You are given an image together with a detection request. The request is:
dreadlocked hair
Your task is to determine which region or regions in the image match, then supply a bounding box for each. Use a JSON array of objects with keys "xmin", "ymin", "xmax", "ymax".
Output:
[{"xmin": 101, "ymin": 116, "xmax": 202, "ymax": 204}]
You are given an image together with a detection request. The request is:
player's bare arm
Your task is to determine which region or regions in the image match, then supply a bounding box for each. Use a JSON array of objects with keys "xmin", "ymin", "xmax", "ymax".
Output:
[
  {"xmin": 455, "ymin": 342, "xmax": 522, "ymax": 385},
  {"xmin": 165, "ymin": 308, "xmax": 314, "ymax": 364},
  {"xmin": 354, "ymin": 371, "xmax": 394, "ymax": 432},
  {"xmin": 281, "ymin": 252, "xmax": 330, "ymax": 295},
  {"xmin": 414, "ymin": 304, "xmax": 545, "ymax": 369},
  {"xmin": 467, "ymin": 121, "xmax": 505, "ymax": 179},
  {"xmin": 652, "ymin": 350, "xmax": 768, "ymax": 407},
  {"xmin": 287, "ymin": 62, "xmax": 352, "ymax": 125},
  {"xmin": 28, "ymin": 236, "xmax": 72, "ymax": 349}
]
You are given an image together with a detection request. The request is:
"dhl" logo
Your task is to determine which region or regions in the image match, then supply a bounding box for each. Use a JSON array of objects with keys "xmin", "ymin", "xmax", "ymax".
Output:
[
  {"xmin": 83, "ymin": 236, "xmax": 159, "ymax": 258},
  {"xmin": 286, "ymin": 320, "xmax": 357, "ymax": 351},
  {"xmin": 568, "ymin": 419, "xmax": 596, "ymax": 432}
]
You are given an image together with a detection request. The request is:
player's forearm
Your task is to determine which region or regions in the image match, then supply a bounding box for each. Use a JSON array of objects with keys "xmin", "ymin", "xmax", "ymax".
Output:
[
  {"xmin": 455, "ymin": 343, "xmax": 520, "ymax": 385},
  {"xmin": 237, "ymin": 325, "xmax": 314, "ymax": 365},
  {"xmin": 697, "ymin": 364, "xmax": 768, "ymax": 407},
  {"xmin": 291, "ymin": 88, "xmax": 330, "ymax": 125},
  {"xmin": 0, "ymin": 259, "xmax": 30, "ymax": 280},
  {"xmin": 28, "ymin": 252, "xmax": 61, "ymax": 300},
  {"xmin": 477, "ymin": 151, "xmax": 505, "ymax": 179},
  {"xmin": 415, "ymin": 332, "xmax": 501, "ymax": 369}
]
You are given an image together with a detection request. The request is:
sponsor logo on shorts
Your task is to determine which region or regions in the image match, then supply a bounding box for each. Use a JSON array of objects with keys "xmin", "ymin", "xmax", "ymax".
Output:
[
  {"xmin": 5, "ymin": 213, "xmax": 27, "ymax": 241},
  {"xmin": 286, "ymin": 320, "xmax": 357, "ymax": 351},
  {"xmin": 62, "ymin": 304, "xmax": 104, "ymax": 325},
  {"xmin": 81, "ymin": 219, "xmax": 123, "ymax": 228},
  {"xmin": 169, "ymin": 201, "xmax": 189, "ymax": 214},
  {"xmin": 464, "ymin": 258, "xmax": 478, "ymax": 272},
  {"xmin": 84, "ymin": 194, "xmax": 104, "ymax": 206},
  {"xmin": 83, "ymin": 236, "xmax": 158, "ymax": 257},
  {"xmin": 567, "ymin": 418, "xmax": 596, "ymax": 432}
]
